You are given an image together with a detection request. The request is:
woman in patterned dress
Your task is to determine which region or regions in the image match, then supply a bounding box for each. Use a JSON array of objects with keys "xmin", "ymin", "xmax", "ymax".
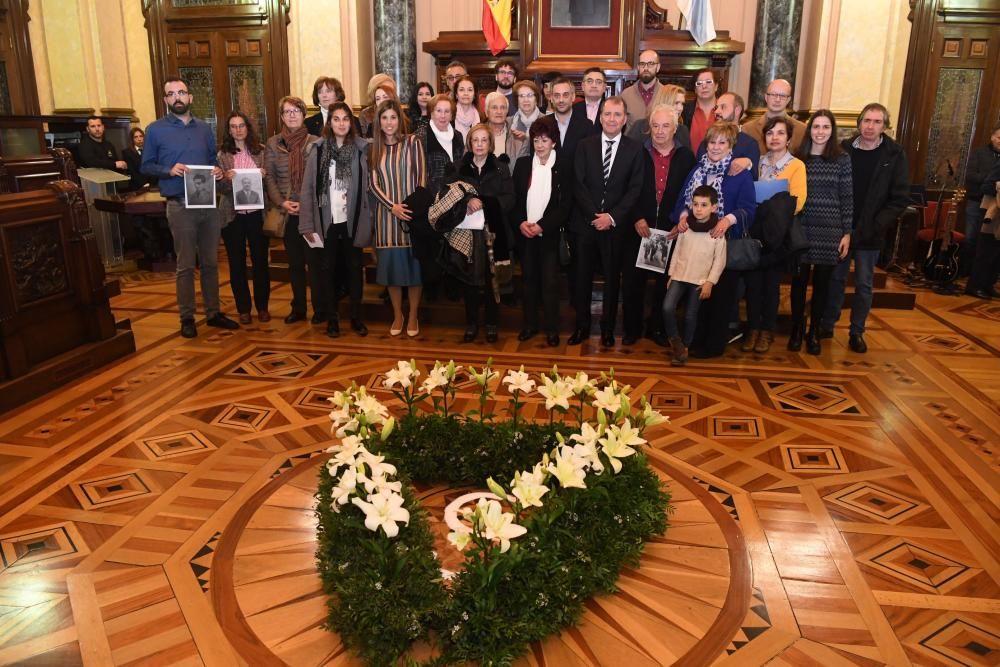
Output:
[
  {"xmin": 369, "ymin": 99, "xmax": 427, "ymax": 337},
  {"xmin": 789, "ymin": 110, "xmax": 853, "ymax": 355}
]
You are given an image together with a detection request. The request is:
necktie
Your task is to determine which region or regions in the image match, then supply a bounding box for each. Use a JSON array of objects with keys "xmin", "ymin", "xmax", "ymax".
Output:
[{"xmin": 603, "ymin": 139, "xmax": 614, "ymax": 185}]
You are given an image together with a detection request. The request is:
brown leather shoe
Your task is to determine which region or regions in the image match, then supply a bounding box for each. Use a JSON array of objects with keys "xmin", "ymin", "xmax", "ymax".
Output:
[
  {"xmin": 754, "ymin": 330, "xmax": 774, "ymax": 353},
  {"xmin": 238, "ymin": 312, "xmax": 252, "ymax": 325},
  {"xmin": 257, "ymin": 310, "xmax": 271, "ymax": 322},
  {"xmin": 741, "ymin": 329, "xmax": 760, "ymax": 352}
]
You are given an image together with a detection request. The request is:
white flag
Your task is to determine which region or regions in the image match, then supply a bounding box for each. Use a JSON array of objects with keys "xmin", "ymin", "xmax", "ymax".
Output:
[{"xmin": 678, "ymin": 0, "xmax": 717, "ymax": 46}]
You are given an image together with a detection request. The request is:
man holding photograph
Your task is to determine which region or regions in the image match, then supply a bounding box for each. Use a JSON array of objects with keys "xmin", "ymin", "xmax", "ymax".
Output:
[{"xmin": 142, "ymin": 75, "xmax": 239, "ymax": 338}]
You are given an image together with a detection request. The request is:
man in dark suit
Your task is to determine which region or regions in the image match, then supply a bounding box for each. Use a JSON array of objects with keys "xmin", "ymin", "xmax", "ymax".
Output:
[
  {"xmin": 572, "ymin": 67, "xmax": 606, "ymax": 131},
  {"xmin": 235, "ymin": 176, "xmax": 261, "ymax": 205},
  {"xmin": 549, "ymin": 77, "xmax": 597, "ymax": 163},
  {"xmin": 569, "ymin": 96, "xmax": 646, "ymax": 347}
]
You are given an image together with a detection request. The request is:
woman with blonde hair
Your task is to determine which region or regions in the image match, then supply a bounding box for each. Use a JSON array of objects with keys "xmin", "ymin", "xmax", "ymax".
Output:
[
  {"xmin": 359, "ymin": 74, "xmax": 398, "ymax": 138},
  {"xmin": 369, "ymin": 99, "xmax": 426, "ymax": 336},
  {"xmin": 627, "ymin": 83, "xmax": 691, "ymax": 150}
]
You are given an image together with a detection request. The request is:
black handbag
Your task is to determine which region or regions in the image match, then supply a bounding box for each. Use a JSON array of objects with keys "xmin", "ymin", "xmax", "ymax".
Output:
[
  {"xmin": 725, "ymin": 211, "xmax": 761, "ymax": 271},
  {"xmin": 786, "ymin": 215, "xmax": 811, "ymax": 254},
  {"xmin": 558, "ymin": 227, "xmax": 572, "ymax": 266}
]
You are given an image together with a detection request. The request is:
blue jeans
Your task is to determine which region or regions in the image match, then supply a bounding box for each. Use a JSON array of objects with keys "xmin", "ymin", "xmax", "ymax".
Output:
[
  {"xmin": 662, "ymin": 280, "xmax": 702, "ymax": 345},
  {"xmin": 822, "ymin": 249, "xmax": 878, "ymax": 336}
]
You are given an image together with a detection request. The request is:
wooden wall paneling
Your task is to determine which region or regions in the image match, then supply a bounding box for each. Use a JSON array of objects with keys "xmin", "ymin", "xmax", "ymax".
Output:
[{"xmin": 0, "ymin": 0, "xmax": 41, "ymax": 114}]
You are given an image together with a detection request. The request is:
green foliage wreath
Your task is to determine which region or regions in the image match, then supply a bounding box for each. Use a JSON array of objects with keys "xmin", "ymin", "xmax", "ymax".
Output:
[{"xmin": 315, "ymin": 361, "xmax": 671, "ymax": 666}]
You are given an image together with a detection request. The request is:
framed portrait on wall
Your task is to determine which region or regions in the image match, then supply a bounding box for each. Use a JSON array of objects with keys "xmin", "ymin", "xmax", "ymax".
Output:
[{"xmin": 550, "ymin": 0, "xmax": 611, "ymax": 29}]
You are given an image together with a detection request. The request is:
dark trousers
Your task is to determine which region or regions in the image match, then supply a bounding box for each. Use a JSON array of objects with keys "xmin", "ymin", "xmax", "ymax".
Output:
[
  {"xmin": 622, "ymin": 236, "xmax": 667, "ymax": 338},
  {"xmin": 691, "ymin": 269, "xmax": 741, "ymax": 357},
  {"xmin": 573, "ymin": 229, "xmax": 623, "ymax": 332},
  {"xmin": 790, "ymin": 263, "xmax": 834, "ymax": 328},
  {"xmin": 662, "ymin": 280, "xmax": 701, "ymax": 345},
  {"xmin": 284, "ymin": 214, "xmax": 323, "ymax": 316},
  {"xmin": 221, "ymin": 211, "xmax": 270, "ymax": 315},
  {"xmin": 519, "ymin": 237, "xmax": 559, "ymax": 333},
  {"xmin": 463, "ymin": 283, "xmax": 499, "ymax": 327},
  {"xmin": 316, "ymin": 227, "xmax": 364, "ymax": 321},
  {"xmin": 745, "ymin": 264, "xmax": 783, "ymax": 332},
  {"xmin": 968, "ymin": 231, "xmax": 1000, "ymax": 293}
]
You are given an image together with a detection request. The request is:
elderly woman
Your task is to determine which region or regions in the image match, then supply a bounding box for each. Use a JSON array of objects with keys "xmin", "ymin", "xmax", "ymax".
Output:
[
  {"xmin": 443, "ymin": 123, "xmax": 514, "ymax": 343},
  {"xmin": 453, "ymin": 75, "xmax": 482, "ymax": 141},
  {"xmin": 423, "ymin": 93, "xmax": 466, "ymax": 193},
  {"xmin": 369, "ymin": 99, "xmax": 426, "ymax": 337},
  {"xmin": 509, "ymin": 80, "xmax": 542, "ymax": 159},
  {"xmin": 305, "ymin": 76, "xmax": 346, "ymax": 136},
  {"xmin": 789, "ymin": 110, "xmax": 852, "ymax": 354},
  {"xmin": 218, "ymin": 111, "xmax": 269, "ymax": 325},
  {"xmin": 265, "ymin": 95, "xmax": 323, "ymax": 325},
  {"xmin": 512, "ymin": 115, "xmax": 571, "ymax": 346},
  {"xmin": 298, "ymin": 102, "xmax": 372, "ymax": 338},
  {"xmin": 484, "ymin": 91, "xmax": 516, "ymax": 161},
  {"xmin": 672, "ymin": 121, "xmax": 758, "ymax": 358},
  {"xmin": 359, "ymin": 74, "xmax": 398, "ymax": 138},
  {"xmin": 627, "ymin": 84, "xmax": 691, "ymax": 150},
  {"xmin": 742, "ymin": 114, "xmax": 807, "ymax": 353},
  {"xmin": 624, "ymin": 104, "xmax": 696, "ymax": 345}
]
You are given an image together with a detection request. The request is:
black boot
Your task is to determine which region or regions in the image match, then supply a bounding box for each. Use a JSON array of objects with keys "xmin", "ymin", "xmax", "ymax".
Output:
[
  {"xmin": 805, "ymin": 327, "xmax": 821, "ymax": 355},
  {"xmin": 787, "ymin": 319, "xmax": 804, "ymax": 352}
]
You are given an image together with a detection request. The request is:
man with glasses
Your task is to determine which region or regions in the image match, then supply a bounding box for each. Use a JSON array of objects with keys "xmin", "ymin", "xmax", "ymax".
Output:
[
  {"xmin": 142, "ymin": 76, "xmax": 239, "ymax": 338},
  {"xmin": 620, "ymin": 49, "xmax": 663, "ymax": 128},
  {"xmin": 443, "ymin": 60, "xmax": 468, "ymax": 99},
  {"xmin": 682, "ymin": 68, "xmax": 719, "ymax": 151},
  {"xmin": 743, "ymin": 79, "xmax": 807, "ymax": 153},
  {"xmin": 482, "ymin": 58, "xmax": 518, "ymax": 116},
  {"xmin": 573, "ymin": 67, "xmax": 606, "ymax": 129}
]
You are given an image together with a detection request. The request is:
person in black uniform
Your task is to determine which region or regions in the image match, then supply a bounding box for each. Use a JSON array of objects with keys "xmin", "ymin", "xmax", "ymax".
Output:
[{"xmin": 78, "ymin": 116, "xmax": 127, "ymax": 171}]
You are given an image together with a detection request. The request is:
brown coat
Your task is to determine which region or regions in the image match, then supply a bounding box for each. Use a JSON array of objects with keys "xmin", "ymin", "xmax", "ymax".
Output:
[{"xmin": 263, "ymin": 133, "xmax": 322, "ymax": 206}]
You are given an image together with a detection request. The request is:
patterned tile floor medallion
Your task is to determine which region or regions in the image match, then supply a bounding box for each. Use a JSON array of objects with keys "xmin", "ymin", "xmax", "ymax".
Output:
[{"xmin": 0, "ymin": 266, "xmax": 996, "ymax": 666}]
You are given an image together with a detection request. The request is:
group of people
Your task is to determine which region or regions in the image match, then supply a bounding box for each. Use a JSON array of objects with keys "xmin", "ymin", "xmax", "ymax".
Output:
[{"xmin": 130, "ymin": 51, "xmax": 929, "ymax": 360}]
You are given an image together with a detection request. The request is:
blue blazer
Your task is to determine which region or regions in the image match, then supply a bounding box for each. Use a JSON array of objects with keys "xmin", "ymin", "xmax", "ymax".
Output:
[{"xmin": 672, "ymin": 168, "xmax": 757, "ymax": 237}]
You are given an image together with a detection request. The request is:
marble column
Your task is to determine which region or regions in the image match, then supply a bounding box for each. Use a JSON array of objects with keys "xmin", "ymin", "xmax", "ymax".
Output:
[
  {"xmin": 748, "ymin": 0, "xmax": 804, "ymax": 109},
  {"xmin": 373, "ymin": 0, "xmax": 417, "ymax": 103}
]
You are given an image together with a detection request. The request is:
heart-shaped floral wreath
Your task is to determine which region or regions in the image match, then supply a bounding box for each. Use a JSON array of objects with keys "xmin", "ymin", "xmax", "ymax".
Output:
[{"xmin": 316, "ymin": 360, "xmax": 672, "ymax": 666}]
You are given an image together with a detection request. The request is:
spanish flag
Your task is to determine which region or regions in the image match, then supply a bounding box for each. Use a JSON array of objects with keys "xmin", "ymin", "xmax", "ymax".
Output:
[{"xmin": 483, "ymin": 0, "xmax": 511, "ymax": 56}]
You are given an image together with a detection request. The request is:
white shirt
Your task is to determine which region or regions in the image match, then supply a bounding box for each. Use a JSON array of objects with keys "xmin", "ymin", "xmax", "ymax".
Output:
[
  {"xmin": 555, "ymin": 113, "xmax": 571, "ymax": 144},
  {"xmin": 600, "ymin": 132, "xmax": 622, "ymax": 174},
  {"xmin": 329, "ymin": 163, "xmax": 347, "ymax": 224}
]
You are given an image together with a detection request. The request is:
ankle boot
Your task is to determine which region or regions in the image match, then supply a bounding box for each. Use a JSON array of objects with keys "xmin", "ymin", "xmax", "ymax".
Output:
[
  {"xmin": 669, "ymin": 336, "xmax": 687, "ymax": 366},
  {"xmin": 741, "ymin": 329, "xmax": 760, "ymax": 352},
  {"xmin": 805, "ymin": 328, "xmax": 821, "ymax": 355},
  {"xmin": 754, "ymin": 330, "xmax": 774, "ymax": 353},
  {"xmin": 787, "ymin": 319, "xmax": 804, "ymax": 351}
]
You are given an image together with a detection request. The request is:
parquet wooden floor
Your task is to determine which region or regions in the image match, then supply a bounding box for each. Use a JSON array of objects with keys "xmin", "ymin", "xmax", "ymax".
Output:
[{"xmin": 0, "ymin": 264, "xmax": 997, "ymax": 666}]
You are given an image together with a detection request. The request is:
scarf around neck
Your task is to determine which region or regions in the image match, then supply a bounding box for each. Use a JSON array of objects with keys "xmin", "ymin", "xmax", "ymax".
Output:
[
  {"xmin": 430, "ymin": 122, "xmax": 456, "ymax": 159},
  {"xmin": 512, "ymin": 107, "xmax": 541, "ymax": 134},
  {"xmin": 526, "ymin": 150, "xmax": 556, "ymax": 224},
  {"xmin": 281, "ymin": 125, "xmax": 310, "ymax": 194},
  {"xmin": 318, "ymin": 138, "xmax": 355, "ymax": 209},
  {"xmin": 683, "ymin": 151, "xmax": 733, "ymax": 216}
]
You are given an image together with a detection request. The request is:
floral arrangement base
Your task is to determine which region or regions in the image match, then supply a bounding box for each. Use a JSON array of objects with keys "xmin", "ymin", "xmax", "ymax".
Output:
[{"xmin": 315, "ymin": 360, "xmax": 672, "ymax": 666}]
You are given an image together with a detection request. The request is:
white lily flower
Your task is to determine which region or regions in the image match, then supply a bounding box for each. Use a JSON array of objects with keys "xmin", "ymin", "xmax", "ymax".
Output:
[
  {"xmin": 420, "ymin": 364, "xmax": 450, "ymax": 394},
  {"xmin": 571, "ymin": 438, "xmax": 605, "ymax": 474},
  {"xmin": 334, "ymin": 418, "xmax": 359, "ymax": 438},
  {"xmin": 592, "ymin": 385, "xmax": 624, "ymax": 414},
  {"xmin": 510, "ymin": 469, "xmax": 549, "ymax": 508},
  {"xmin": 503, "ymin": 365, "xmax": 536, "ymax": 394},
  {"xmin": 641, "ymin": 401, "xmax": 668, "ymax": 427},
  {"xmin": 537, "ymin": 376, "xmax": 573, "ymax": 411},
  {"xmin": 331, "ymin": 468, "xmax": 360, "ymax": 509},
  {"xmin": 352, "ymin": 491, "xmax": 410, "ymax": 537},
  {"xmin": 447, "ymin": 529, "xmax": 472, "ymax": 551},
  {"xmin": 476, "ymin": 498, "xmax": 527, "ymax": 553},
  {"xmin": 547, "ymin": 446, "xmax": 588, "ymax": 489},
  {"xmin": 444, "ymin": 360, "xmax": 462, "ymax": 381},
  {"xmin": 599, "ymin": 419, "xmax": 644, "ymax": 473},
  {"xmin": 383, "ymin": 360, "xmax": 417, "ymax": 389},
  {"xmin": 566, "ymin": 372, "xmax": 596, "ymax": 396},
  {"xmin": 570, "ymin": 422, "xmax": 602, "ymax": 448},
  {"xmin": 328, "ymin": 389, "xmax": 354, "ymax": 409},
  {"xmin": 358, "ymin": 450, "xmax": 397, "ymax": 479},
  {"xmin": 363, "ymin": 472, "xmax": 402, "ymax": 495},
  {"xmin": 355, "ymin": 392, "xmax": 389, "ymax": 425}
]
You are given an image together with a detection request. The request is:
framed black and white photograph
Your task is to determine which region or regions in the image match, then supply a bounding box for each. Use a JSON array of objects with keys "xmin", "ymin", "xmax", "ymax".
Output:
[
  {"xmin": 636, "ymin": 228, "xmax": 673, "ymax": 274},
  {"xmin": 551, "ymin": 0, "xmax": 611, "ymax": 28},
  {"xmin": 232, "ymin": 168, "xmax": 265, "ymax": 211},
  {"xmin": 184, "ymin": 166, "xmax": 216, "ymax": 208}
]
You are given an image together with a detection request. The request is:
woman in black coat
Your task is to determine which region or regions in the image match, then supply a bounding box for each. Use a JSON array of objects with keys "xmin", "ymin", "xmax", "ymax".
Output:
[
  {"xmin": 512, "ymin": 115, "xmax": 572, "ymax": 346},
  {"xmin": 443, "ymin": 123, "xmax": 515, "ymax": 343},
  {"xmin": 624, "ymin": 104, "xmax": 696, "ymax": 346}
]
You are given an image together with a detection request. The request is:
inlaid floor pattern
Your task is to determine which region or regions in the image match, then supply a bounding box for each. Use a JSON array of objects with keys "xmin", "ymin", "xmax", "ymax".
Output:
[{"xmin": 0, "ymin": 266, "xmax": 997, "ymax": 666}]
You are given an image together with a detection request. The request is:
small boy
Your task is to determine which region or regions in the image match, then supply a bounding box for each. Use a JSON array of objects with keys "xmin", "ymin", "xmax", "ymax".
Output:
[{"xmin": 662, "ymin": 185, "xmax": 728, "ymax": 366}]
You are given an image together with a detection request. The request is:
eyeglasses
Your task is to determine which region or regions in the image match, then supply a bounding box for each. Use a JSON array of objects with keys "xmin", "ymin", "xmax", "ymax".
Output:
[
  {"xmin": 497, "ymin": 69, "xmax": 515, "ymax": 76},
  {"xmin": 165, "ymin": 91, "xmax": 190, "ymax": 99},
  {"xmin": 229, "ymin": 123, "xmax": 247, "ymax": 130},
  {"xmin": 694, "ymin": 80, "xmax": 715, "ymax": 87},
  {"xmin": 638, "ymin": 61, "xmax": 659, "ymax": 69},
  {"xmin": 445, "ymin": 74, "xmax": 464, "ymax": 81},
  {"xmin": 517, "ymin": 93, "xmax": 535, "ymax": 99},
  {"xmin": 766, "ymin": 92, "xmax": 790, "ymax": 99},
  {"xmin": 282, "ymin": 108, "xmax": 304, "ymax": 116},
  {"xmin": 583, "ymin": 78, "xmax": 605, "ymax": 86}
]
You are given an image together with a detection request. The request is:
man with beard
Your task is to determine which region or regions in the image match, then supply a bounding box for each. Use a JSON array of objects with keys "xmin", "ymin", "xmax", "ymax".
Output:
[
  {"xmin": 620, "ymin": 49, "xmax": 663, "ymax": 129},
  {"xmin": 480, "ymin": 58, "xmax": 517, "ymax": 116},
  {"xmin": 142, "ymin": 76, "xmax": 239, "ymax": 338},
  {"xmin": 77, "ymin": 116, "xmax": 128, "ymax": 171},
  {"xmin": 697, "ymin": 92, "xmax": 760, "ymax": 178}
]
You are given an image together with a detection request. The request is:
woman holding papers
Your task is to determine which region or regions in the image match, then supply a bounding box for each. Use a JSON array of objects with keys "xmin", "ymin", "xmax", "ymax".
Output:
[
  {"xmin": 788, "ymin": 110, "xmax": 853, "ymax": 354},
  {"xmin": 265, "ymin": 96, "xmax": 323, "ymax": 326},
  {"xmin": 218, "ymin": 111, "xmax": 270, "ymax": 325},
  {"xmin": 298, "ymin": 102, "xmax": 372, "ymax": 338},
  {"xmin": 671, "ymin": 121, "xmax": 757, "ymax": 358},
  {"xmin": 511, "ymin": 115, "xmax": 571, "ymax": 346},
  {"xmin": 444, "ymin": 123, "xmax": 514, "ymax": 343},
  {"xmin": 369, "ymin": 99, "xmax": 427, "ymax": 337},
  {"xmin": 743, "ymin": 115, "xmax": 807, "ymax": 353}
]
